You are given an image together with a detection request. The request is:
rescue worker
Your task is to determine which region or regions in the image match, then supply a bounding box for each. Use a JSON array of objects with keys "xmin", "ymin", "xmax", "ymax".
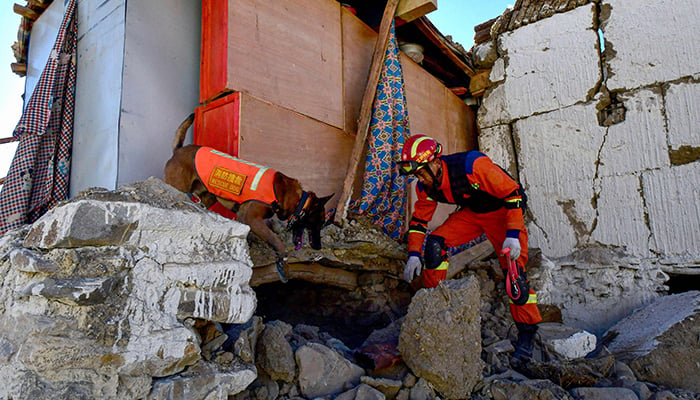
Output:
[{"xmin": 398, "ymin": 134, "xmax": 542, "ymax": 362}]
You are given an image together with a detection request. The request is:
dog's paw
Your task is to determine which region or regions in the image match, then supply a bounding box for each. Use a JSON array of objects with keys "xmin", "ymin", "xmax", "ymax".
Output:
[{"xmin": 276, "ymin": 257, "xmax": 289, "ymax": 283}]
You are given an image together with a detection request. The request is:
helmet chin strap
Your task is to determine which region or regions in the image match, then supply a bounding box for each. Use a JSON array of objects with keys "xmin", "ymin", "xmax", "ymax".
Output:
[{"xmin": 427, "ymin": 160, "xmax": 442, "ymax": 189}]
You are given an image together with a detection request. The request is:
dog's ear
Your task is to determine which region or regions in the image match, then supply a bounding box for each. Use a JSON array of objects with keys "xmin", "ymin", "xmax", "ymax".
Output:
[{"xmin": 318, "ymin": 193, "xmax": 334, "ymax": 206}]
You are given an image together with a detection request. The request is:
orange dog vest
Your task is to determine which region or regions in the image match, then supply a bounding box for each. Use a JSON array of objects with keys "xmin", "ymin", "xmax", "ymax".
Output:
[{"xmin": 194, "ymin": 147, "xmax": 278, "ymax": 207}]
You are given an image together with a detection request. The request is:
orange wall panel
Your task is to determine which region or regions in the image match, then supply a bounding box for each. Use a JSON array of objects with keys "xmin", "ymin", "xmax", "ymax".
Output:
[
  {"xmin": 194, "ymin": 92, "xmax": 241, "ymax": 157},
  {"xmin": 200, "ymin": 0, "xmax": 344, "ymax": 129}
]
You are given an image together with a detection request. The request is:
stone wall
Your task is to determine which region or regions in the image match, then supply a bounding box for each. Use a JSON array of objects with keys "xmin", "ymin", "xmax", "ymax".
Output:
[{"xmin": 476, "ymin": 0, "xmax": 700, "ymax": 334}]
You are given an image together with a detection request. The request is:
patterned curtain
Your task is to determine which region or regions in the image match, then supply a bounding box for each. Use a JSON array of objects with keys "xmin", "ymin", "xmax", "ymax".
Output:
[
  {"xmin": 0, "ymin": 0, "xmax": 77, "ymax": 234},
  {"xmin": 350, "ymin": 22, "xmax": 409, "ymax": 240}
]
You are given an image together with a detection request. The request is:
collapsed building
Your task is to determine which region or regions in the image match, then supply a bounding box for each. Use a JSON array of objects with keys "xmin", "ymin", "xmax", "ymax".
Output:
[{"xmin": 0, "ymin": 0, "xmax": 699, "ymax": 398}]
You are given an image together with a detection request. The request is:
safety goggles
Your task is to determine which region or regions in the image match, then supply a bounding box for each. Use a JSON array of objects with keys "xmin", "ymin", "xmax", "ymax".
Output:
[{"xmin": 397, "ymin": 160, "xmax": 429, "ymax": 175}]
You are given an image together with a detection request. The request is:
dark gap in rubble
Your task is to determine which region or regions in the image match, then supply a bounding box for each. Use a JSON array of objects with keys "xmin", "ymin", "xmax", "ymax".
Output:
[
  {"xmin": 666, "ymin": 273, "xmax": 700, "ymax": 294},
  {"xmin": 253, "ymin": 279, "xmax": 412, "ymax": 349}
]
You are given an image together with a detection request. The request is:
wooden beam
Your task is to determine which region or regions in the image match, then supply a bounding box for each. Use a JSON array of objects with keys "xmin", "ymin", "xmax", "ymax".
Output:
[
  {"xmin": 414, "ymin": 17, "xmax": 475, "ymax": 77},
  {"xmin": 333, "ymin": 0, "xmax": 401, "ymax": 225},
  {"xmin": 11, "ymin": 63, "xmax": 26, "ymax": 76},
  {"xmin": 396, "ymin": 0, "xmax": 436, "ymax": 23},
  {"xmin": 446, "ymin": 241, "xmax": 495, "ymax": 280},
  {"xmin": 0, "ymin": 136, "xmax": 20, "ymax": 145},
  {"xmin": 13, "ymin": 3, "xmax": 40, "ymax": 21},
  {"xmin": 250, "ymin": 262, "xmax": 358, "ymax": 290},
  {"xmin": 468, "ymin": 69, "xmax": 492, "ymax": 97},
  {"xmin": 27, "ymin": 0, "xmax": 50, "ymax": 9}
]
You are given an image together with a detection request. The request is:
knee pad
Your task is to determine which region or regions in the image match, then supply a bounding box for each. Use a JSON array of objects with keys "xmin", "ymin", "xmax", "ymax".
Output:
[{"xmin": 424, "ymin": 235, "xmax": 446, "ymax": 270}]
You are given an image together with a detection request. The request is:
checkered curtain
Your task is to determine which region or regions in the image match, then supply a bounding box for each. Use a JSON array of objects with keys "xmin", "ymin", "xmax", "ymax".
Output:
[
  {"xmin": 0, "ymin": 0, "xmax": 77, "ymax": 235},
  {"xmin": 350, "ymin": 22, "xmax": 409, "ymax": 240}
]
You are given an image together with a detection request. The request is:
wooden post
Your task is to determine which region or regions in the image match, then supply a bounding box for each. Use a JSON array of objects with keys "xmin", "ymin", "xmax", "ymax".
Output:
[{"xmin": 333, "ymin": 0, "xmax": 401, "ymax": 225}]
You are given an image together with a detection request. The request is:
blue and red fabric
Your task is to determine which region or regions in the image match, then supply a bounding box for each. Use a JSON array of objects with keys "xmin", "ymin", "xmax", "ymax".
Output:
[
  {"xmin": 0, "ymin": 0, "xmax": 77, "ymax": 234},
  {"xmin": 351, "ymin": 22, "xmax": 409, "ymax": 240}
]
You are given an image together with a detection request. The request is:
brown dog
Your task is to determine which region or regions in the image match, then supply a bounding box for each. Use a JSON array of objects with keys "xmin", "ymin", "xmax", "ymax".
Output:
[{"xmin": 164, "ymin": 114, "xmax": 332, "ymax": 282}]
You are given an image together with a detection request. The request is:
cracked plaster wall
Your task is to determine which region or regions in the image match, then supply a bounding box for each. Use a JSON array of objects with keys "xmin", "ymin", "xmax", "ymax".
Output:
[{"xmin": 476, "ymin": 0, "xmax": 700, "ymax": 333}]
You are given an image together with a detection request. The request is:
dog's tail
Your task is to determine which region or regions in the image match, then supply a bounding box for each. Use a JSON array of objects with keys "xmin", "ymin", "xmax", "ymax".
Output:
[{"xmin": 172, "ymin": 113, "xmax": 195, "ymax": 152}]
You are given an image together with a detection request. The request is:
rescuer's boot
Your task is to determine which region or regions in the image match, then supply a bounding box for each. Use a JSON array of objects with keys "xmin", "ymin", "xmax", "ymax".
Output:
[{"xmin": 512, "ymin": 322, "xmax": 538, "ymax": 361}]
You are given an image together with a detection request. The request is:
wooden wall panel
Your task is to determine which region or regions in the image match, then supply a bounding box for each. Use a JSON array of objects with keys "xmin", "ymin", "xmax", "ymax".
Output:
[
  {"xmin": 201, "ymin": 0, "xmax": 344, "ymax": 129},
  {"xmin": 237, "ymin": 93, "xmax": 353, "ymax": 208},
  {"xmin": 341, "ymin": 8, "xmax": 376, "ymax": 134},
  {"xmin": 401, "ymin": 53, "xmax": 450, "ymax": 149},
  {"xmin": 445, "ymin": 87, "xmax": 477, "ymax": 152}
]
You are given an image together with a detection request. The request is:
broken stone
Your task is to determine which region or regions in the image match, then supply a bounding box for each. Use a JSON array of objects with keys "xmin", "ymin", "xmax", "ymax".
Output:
[
  {"xmin": 398, "ymin": 277, "xmax": 483, "ymax": 399},
  {"xmin": 538, "ymin": 322, "xmax": 596, "ymax": 359},
  {"xmin": 295, "ymin": 342, "xmax": 364, "ymax": 398},
  {"xmin": 335, "ymin": 383, "xmax": 385, "ymax": 400},
  {"xmin": 0, "ymin": 336, "xmax": 17, "ymax": 362},
  {"xmin": 408, "ymin": 378, "xmax": 436, "ymax": 400},
  {"xmin": 229, "ymin": 316, "xmax": 264, "ymax": 364},
  {"xmin": 484, "ymin": 339, "xmax": 515, "ymax": 355},
  {"xmin": 569, "ymin": 386, "xmax": 639, "ymax": 400},
  {"xmin": 487, "ymin": 377, "xmax": 570, "ymax": 400},
  {"xmin": 149, "ymin": 360, "xmax": 256, "ymax": 400},
  {"xmin": 8, "ymin": 248, "xmax": 58, "ymax": 273},
  {"xmin": 604, "ymin": 291, "xmax": 700, "ymax": 392},
  {"xmin": 360, "ymin": 375, "xmax": 402, "ymax": 399},
  {"xmin": 177, "ymin": 284, "xmax": 256, "ymax": 323},
  {"xmin": 20, "ymin": 276, "xmax": 118, "ymax": 306},
  {"xmin": 471, "ymin": 40, "xmax": 498, "ymax": 69},
  {"xmin": 517, "ymin": 355, "xmax": 616, "ymax": 389},
  {"xmin": 256, "ymin": 320, "xmax": 296, "ymax": 383}
]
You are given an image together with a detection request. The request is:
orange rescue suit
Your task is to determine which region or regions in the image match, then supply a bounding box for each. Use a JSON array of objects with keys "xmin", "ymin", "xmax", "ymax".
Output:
[
  {"xmin": 194, "ymin": 147, "xmax": 278, "ymax": 208},
  {"xmin": 408, "ymin": 151, "xmax": 541, "ymax": 325}
]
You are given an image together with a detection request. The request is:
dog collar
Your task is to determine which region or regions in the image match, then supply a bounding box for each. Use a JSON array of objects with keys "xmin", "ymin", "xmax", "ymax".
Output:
[{"xmin": 286, "ymin": 191, "xmax": 311, "ymax": 230}]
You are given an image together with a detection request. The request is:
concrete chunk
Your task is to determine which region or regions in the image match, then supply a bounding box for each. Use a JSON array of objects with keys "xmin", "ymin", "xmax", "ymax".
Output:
[
  {"xmin": 604, "ymin": 291, "xmax": 700, "ymax": 392},
  {"xmin": 538, "ymin": 322, "xmax": 596, "ymax": 359}
]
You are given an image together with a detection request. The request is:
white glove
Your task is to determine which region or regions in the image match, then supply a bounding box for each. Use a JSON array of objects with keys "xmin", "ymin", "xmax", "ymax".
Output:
[
  {"xmin": 403, "ymin": 256, "xmax": 423, "ymax": 282},
  {"xmin": 502, "ymin": 237, "xmax": 521, "ymax": 260}
]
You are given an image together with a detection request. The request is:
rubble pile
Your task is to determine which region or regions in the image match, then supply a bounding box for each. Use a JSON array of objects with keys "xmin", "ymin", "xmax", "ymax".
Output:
[{"xmin": 0, "ymin": 178, "xmax": 698, "ymax": 399}]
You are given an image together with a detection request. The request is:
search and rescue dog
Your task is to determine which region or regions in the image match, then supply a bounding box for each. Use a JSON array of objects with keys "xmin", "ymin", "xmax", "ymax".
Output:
[{"xmin": 163, "ymin": 114, "xmax": 332, "ymax": 283}]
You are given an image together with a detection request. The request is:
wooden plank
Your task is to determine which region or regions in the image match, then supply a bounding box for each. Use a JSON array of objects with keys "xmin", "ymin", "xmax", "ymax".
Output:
[
  {"xmin": 474, "ymin": 27, "xmax": 492, "ymax": 45},
  {"xmin": 0, "ymin": 136, "xmax": 20, "ymax": 145},
  {"xmin": 396, "ymin": 0, "xmax": 437, "ymax": 23},
  {"xmin": 446, "ymin": 241, "xmax": 495, "ymax": 280},
  {"xmin": 10, "ymin": 63, "xmax": 26, "ymax": 76},
  {"xmin": 413, "ymin": 17, "xmax": 475, "ymax": 77},
  {"xmin": 250, "ymin": 262, "xmax": 358, "ymax": 289},
  {"xmin": 27, "ymin": 0, "xmax": 50, "ymax": 9},
  {"xmin": 468, "ymin": 69, "xmax": 492, "ymax": 97},
  {"xmin": 237, "ymin": 93, "xmax": 353, "ymax": 209},
  {"xmin": 13, "ymin": 3, "xmax": 39, "ymax": 20},
  {"xmin": 474, "ymin": 17, "xmax": 498, "ymax": 33},
  {"xmin": 334, "ymin": 0, "xmax": 401, "ymax": 224},
  {"xmin": 218, "ymin": 0, "xmax": 344, "ymax": 128}
]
